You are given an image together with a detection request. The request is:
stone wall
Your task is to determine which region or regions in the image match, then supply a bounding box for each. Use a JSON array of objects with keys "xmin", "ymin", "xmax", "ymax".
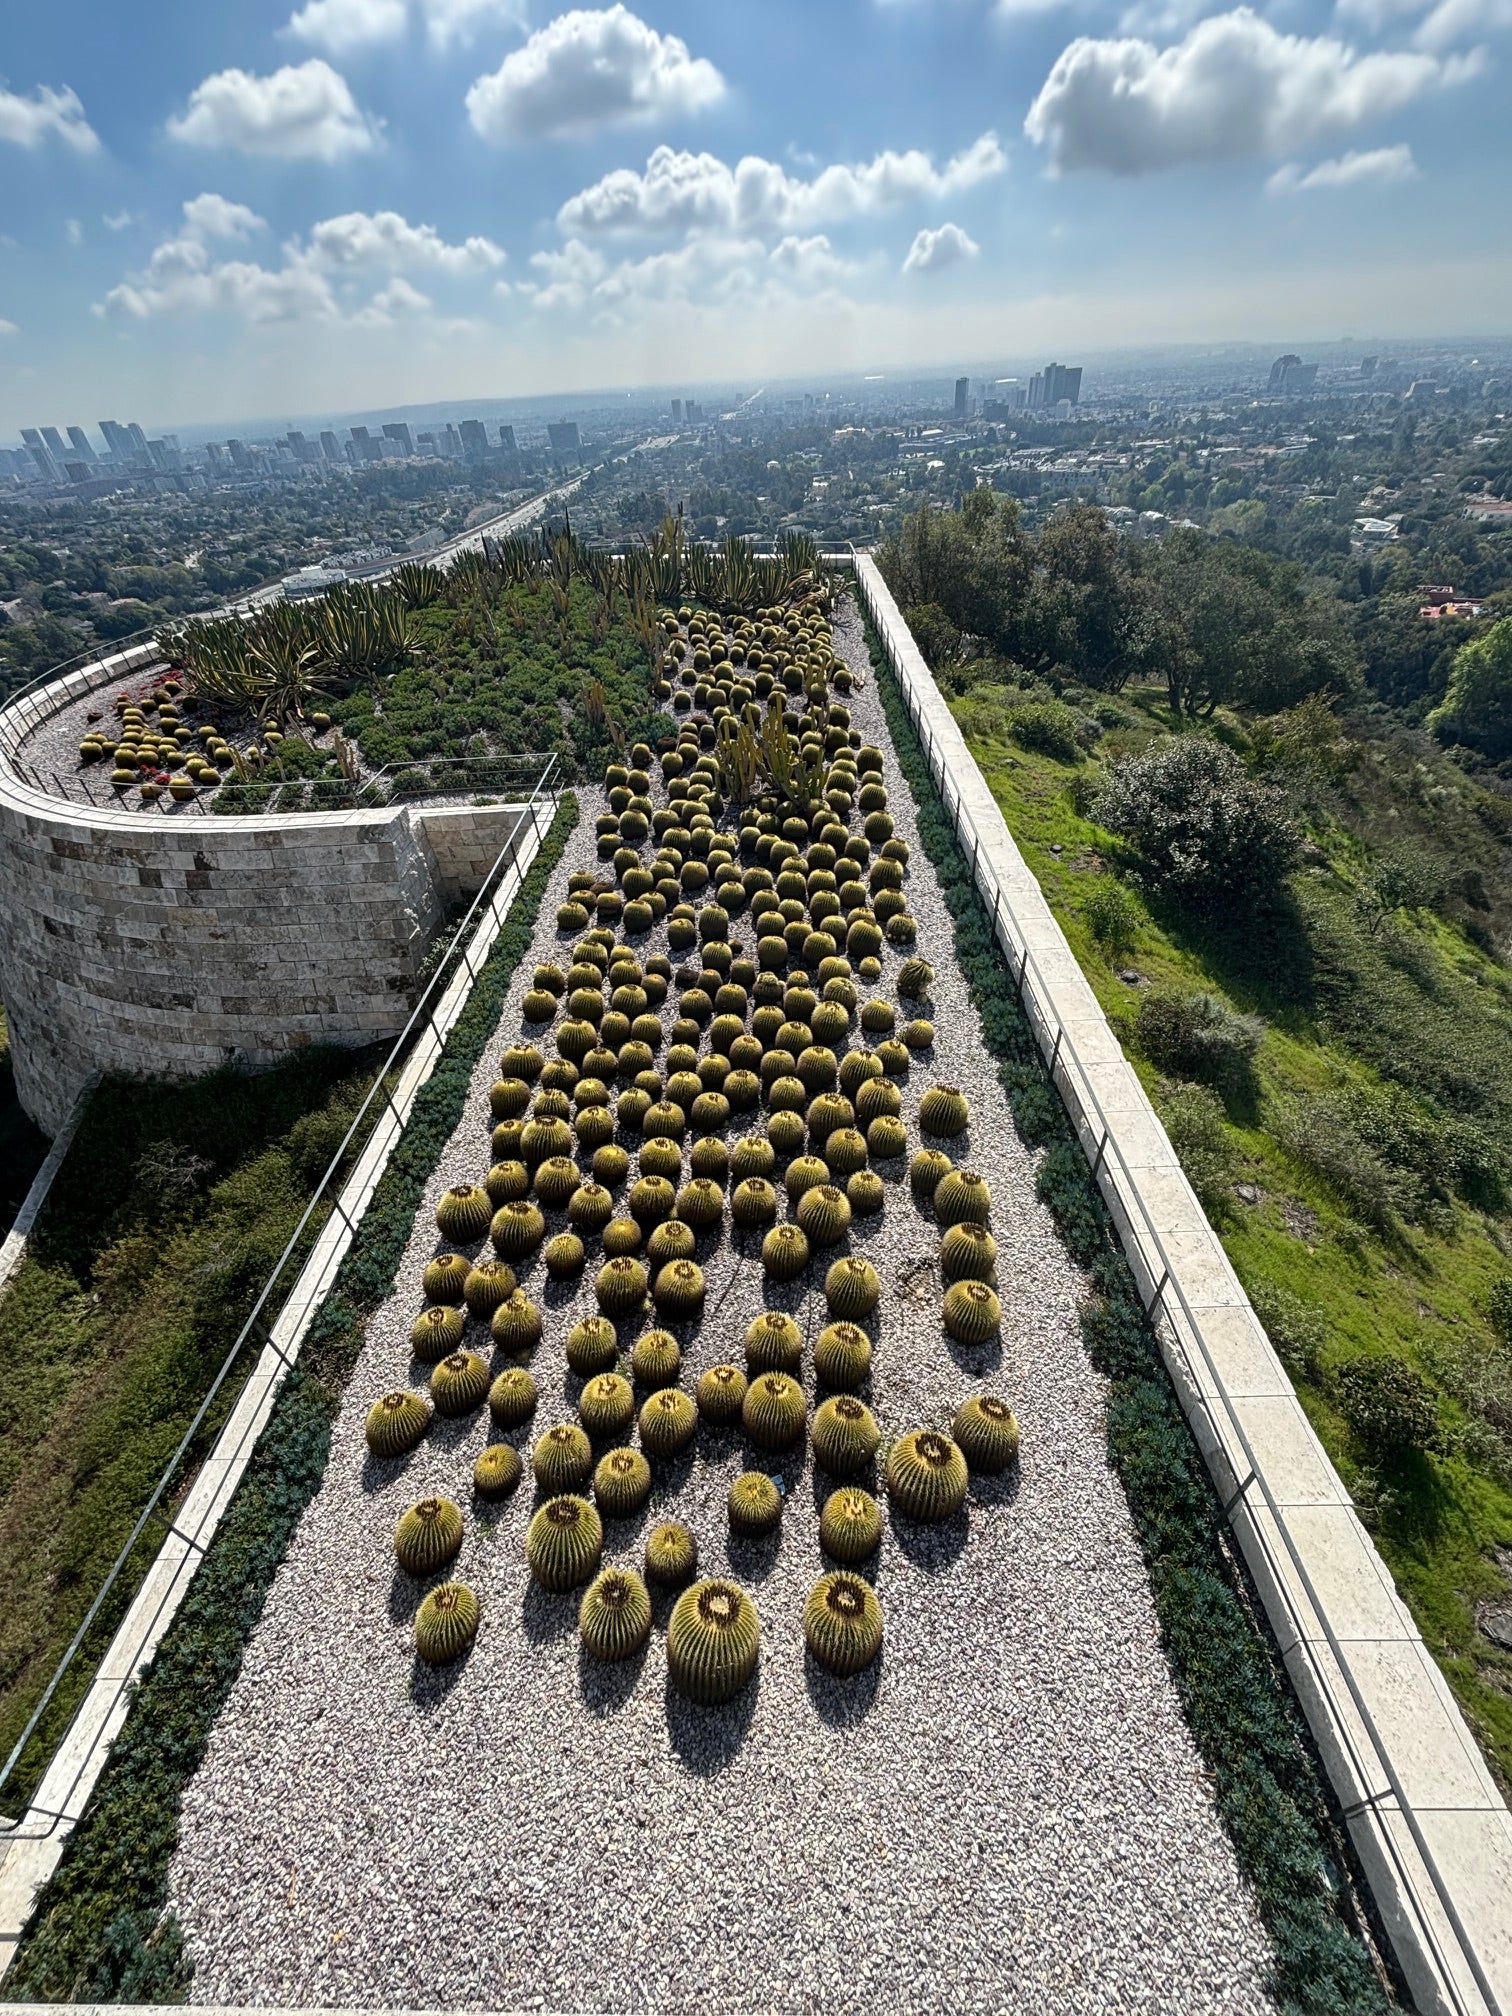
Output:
[{"xmin": 0, "ymin": 653, "xmax": 548, "ymax": 1133}]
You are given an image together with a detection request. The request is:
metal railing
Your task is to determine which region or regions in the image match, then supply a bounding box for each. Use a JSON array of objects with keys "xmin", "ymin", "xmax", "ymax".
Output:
[
  {"xmin": 852, "ymin": 555, "xmax": 1502, "ymax": 2016},
  {"xmin": 8, "ymin": 747, "xmax": 566, "ymax": 818},
  {"xmin": 0, "ymin": 750, "xmax": 560, "ymax": 1833}
]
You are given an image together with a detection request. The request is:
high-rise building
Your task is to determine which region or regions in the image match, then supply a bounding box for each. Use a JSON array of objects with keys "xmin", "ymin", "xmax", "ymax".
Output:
[
  {"xmin": 1043, "ymin": 363, "xmax": 1082, "ymax": 407},
  {"xmin": 127, "ymin": 422, "xmax": 150, "ymax": 458},
  {"xmin": 40, "ymin": 426, "xmax": 68, "ymax": 461},
  {"xmin": 320, "ymin": 431, "xmax": 341, "ymax": 463},
  {"xmin": 228, "ymin": 438, "xmax": 251, "ymax": 470},
  {"xmin": 1027, "ymin": 372, "xmax": 1045, "ymax": 410},
  {"xmin": 20, "ymin": 430, "xmax": 60, "ymax": 482},
  {"xmin": 498, "ymin": 423, "xmax": 517, "ymax": 453},
  {"xmin": 350, "ymin": 425, "xmax": 380, "ymax": 462},
  {"xmin": 98, "ymin": 420, "xmax": 132, "ymax": 464},
  {"xmin": 671, "ymin": 398, "xmax": 684, "ymax": 422},
  {"xmin": 953, "ymin": 376, "xmax": 969, "ymax": 420},
  {"xmin": 459, "ymin": 419, "xmax": 487, "ymax": 459},
  {"xmin": 66, "ymin": 426, "xmax": 96, "ymax": 462},
  {"xmin": 547, "ymin": 420, "xmax": 581, "ymax": 454},
  {"xmin": 416, "ymin": 431, "xmax": 437, "ymax": 455},
  {"xmin": 382, "ymin": 422, "xmax": 414, "ymax": 456},
  {"xmin": 1268, "ymin": 354, "xmax": 1317, "ymax": 394},
  {"xmin": 442, "ymin": 423, "xmax": 463, "ymax": 458}
]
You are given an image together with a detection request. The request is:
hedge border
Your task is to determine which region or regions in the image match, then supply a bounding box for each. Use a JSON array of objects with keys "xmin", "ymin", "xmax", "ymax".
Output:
[
  {"xmin": 4, "ymin": 794, "xmax": 578, "ymax": 2004},
  {"xmin": 860, "ymin": 614, "xmax": 1397, "ymax": 2015}
]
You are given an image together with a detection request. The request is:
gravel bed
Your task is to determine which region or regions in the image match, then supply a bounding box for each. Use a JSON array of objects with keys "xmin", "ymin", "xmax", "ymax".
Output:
[{"xmin": 167, "ymin": 601, "xmax": 1276, "ymax": 2013}]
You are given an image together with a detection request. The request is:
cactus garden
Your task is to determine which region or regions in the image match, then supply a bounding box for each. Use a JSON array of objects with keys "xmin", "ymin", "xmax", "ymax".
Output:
[{"xmin": 160, "ymin": 586, "xmax": 1286, "ymax": 2011}]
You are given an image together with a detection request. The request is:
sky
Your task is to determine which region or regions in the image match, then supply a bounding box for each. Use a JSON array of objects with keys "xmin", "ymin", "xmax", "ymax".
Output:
[{"xmin": 1, "ymin": 0, "xmax": 1510, "ymax": 433}]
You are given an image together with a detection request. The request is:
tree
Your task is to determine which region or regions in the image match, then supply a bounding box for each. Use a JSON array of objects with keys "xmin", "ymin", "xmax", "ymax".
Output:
[
  {"xmin": 877, "ymin": 490, "xmax": 1025, "ymax": 650},
  {"xmin": 1427, "ymin": 618, "xmax": 1512, "ymax": 760},
  {"xmin": 1095, "ymin": 737, "xmax": 1298, "ymax": 911}
]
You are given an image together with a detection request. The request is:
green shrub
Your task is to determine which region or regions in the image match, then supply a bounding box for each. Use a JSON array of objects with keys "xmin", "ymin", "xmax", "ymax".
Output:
[
  {"xmin": 1137, "ymin": 989, "xmax": 1263, "ymax": 1096},
  {"xmin": 1157, "ymin": 1081, "xmax": 1239, "ymax": 1217},
  {"xmin": 1489, "ymin": 1280, "xmax": 1512, "ymax": 1345},
  {"xmin": 1095, "ymin": 737, "xmax": 1298, "ymax": 910},
  {"xmin": 1247, "ymin": 1279, "xmax": 1327, "ymax": 1383},
  {"xmin": 1008, "ymin": 699, "xmax": 1083, "ymax": 763},
  {"xmin": 1334, "ymin": 1354, "xmax": 1442, "ymax": 1464},
  {"xmin": 1084, "ymin": 878, "xmax": 1139, "ymax": 956}
]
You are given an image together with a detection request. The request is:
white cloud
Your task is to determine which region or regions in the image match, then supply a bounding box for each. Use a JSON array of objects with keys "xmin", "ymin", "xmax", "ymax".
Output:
[
  {"xmin": 66, "ymin": 218, "xmax": 82, "ymax": 247},
  {"xmin": 1024, "ymin": 9, "xmax": 1464, "ymax": 173},
  {"xmin": 902, "ymin": 220, "xmax": 980, "ymax": 273},
  {"xmin": 1411, "ymin": 0, "xmax": 1512, "ymax": 44},
  {"xmin": 100, "ymin": 194, "xmax": 506, "ymax": 327},
  {"xmin": 303, "ymin": 209, "xmax": 504, "ymax": 273},
  {"xmin": 466, "ymin": 5, "xmax": 724, "ymax": 143},
  {"xmin": 284, "ymin": 0, "xmax": 407, "ymax": 53},
  {"xmin": 522, "ymin": 231, "xmax": 856, "ymax": 318},
  {"xmin": 1267, "ymin": 142, "xmax": 1418, "ymax": 191},
  {"xmin": 558, "ymin": 131, "xmax": 1006, "ymax": 237},
  {"xmin": 421, "ymin": 0, "xmax": 528, "ymax": 48},
  {"xmin": 167, "ymin": 60, "xmax": 380, "ymax": 160},
  {"xmin": 283, "ymin": 0, "xmax": 523, "ymax": 52},
  {"xmin": 352, "ymin": 275, "xmax": 433, "ymax": 324},
  {"xmin": 0, "ymin": 81, "xmax": 99, "ymax": 152},
  {"xmin": 0, "ymin": 318, "xmax": 17, "ymax": 337},
  {"xmin": 103, "ymin": 209, "xmax": 135, "ymax": 231}
]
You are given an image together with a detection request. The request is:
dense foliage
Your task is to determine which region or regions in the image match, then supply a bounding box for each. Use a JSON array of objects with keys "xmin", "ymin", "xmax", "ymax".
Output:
[{"xmin": 3, "ymin": 797, "xmax": 576, "ymax": 2001}]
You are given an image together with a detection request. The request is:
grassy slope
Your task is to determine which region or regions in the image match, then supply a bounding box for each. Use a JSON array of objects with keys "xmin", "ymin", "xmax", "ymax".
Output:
[
  {"xmin": 955, "ymin": 691, "xmax": 1512, "ymax": 1796},
  {"xmin": 0, "ymin": 1051, "xmax": 379, "ymax": 1812}
]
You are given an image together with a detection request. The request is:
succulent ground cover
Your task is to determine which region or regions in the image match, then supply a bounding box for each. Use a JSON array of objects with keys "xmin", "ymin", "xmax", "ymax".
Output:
[{"xmin": 159, "ymin": 595, "xmax": 1293, "ymax": 2014}]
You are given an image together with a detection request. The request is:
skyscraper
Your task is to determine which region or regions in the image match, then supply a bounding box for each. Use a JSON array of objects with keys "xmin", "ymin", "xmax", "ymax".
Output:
[
  {"xmin": 547, "ymin": 420, "xmax": 581, "ymax": 454},
  {"xmin": 66, "ymin": 426, "xmax": 96, "ymax": 462},
  {"xmin": 40, "ymin": 426, "xmax": 68, "ymax": 461},
  {"xmin": 954, "ymin": 377, "xmax": 969, "ymax": 420},
  {"xmin": 382, "ymin": 422, "xmax": 414, "ymax": 456},
  {"xmin": 99, "ymin": 420, "xmax": 132, "ymax": 463},
  {"xmin": 20, "ymin": 430, "xmax": 59, "ymax": 481},
  {"xmin": 459, "ymin": 419, "xmax": 487, "ymax": 459},
  {"xmin": 671, "ymin": 398, "xmax": 684, "ymax": 422},
  {"xmin": 1043, "ymin": 363, "xmax": 1082, "ymax": 407},
  {"xmin": 1268, "ymin": 355, "xmax": 1317, "ymax": 394},
  {"xmin": 498, "ymin": 423, "xmax": 517, "ymax": 452}
]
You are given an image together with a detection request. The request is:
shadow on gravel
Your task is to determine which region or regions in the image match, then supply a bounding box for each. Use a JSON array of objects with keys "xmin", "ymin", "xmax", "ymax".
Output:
[
  {"xmin": 727, "ymin": 1526, "xmax": 782, "ymax": 1584},
  {"xmin": 387, "ymin": 1570, "xmax": 423, "ymax": 1627},
  {"xmin": 579, "ymin": 1639, "xmax": 647, "ymax": 1712},
  {"xmin": 969, "ymin": 1464, "xmax": 1022, "ymax": 1512},
  {"xmin": 361, "ymin": 1447, "xmax": 423, "ymax": 1496},
  {"xmin": 890, "ymin": 1506, "xmax": 968, "ymax": 1572},
  {"xmin": 665, "ymin": 1673, "xmax": 758, "ymax": 1773},
  {"xmin": 410, "ymin": 1644, "xmax": 474, "ymax": 1706},
  {"xmin": 947, "ymin": 1331, "xmax": 1004, "ymax": 1376},
  {"xmin": 805, "ymin": 1648, "xmax": 883, "ymax": 1726},
  {"xmin": 522, "ymin": 1580, "xmax": 578, "ymax": 1644}
]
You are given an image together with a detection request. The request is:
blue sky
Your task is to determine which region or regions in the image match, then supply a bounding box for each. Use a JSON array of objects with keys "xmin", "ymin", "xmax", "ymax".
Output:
[{"xmin": 1, "ymin": 0, "xmax": 1509, "ymax": 431}]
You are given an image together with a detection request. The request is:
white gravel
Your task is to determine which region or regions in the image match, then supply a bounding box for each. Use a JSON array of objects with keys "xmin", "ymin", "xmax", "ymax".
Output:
[{"xmin": 167, "ymin": 600, "xmax": 1277, "ymax": 2013}]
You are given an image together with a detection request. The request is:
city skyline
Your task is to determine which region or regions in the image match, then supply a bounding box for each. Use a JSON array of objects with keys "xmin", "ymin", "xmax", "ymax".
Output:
[{"xmin": 2, "ymin": 0, "xmax": 1510, "ymax": 433}]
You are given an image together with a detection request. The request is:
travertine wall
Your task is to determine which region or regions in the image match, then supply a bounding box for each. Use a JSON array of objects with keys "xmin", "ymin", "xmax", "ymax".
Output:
[
  {"xmin": 0, "ymin": 665, "xmax": 542, "ymax": 1132},
  {"xmin": 0, "ymin": 785, "xmax": 446, "ymax": 1133}
]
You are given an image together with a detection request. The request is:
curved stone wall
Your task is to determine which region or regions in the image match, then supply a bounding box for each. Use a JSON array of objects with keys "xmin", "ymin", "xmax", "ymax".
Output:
[{"xmin": 0, "ymin": 669, "xmax": 542, "ymax": 1134}]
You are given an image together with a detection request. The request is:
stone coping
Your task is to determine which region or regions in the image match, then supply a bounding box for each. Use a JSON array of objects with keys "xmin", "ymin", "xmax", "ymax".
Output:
[
  {"xmin": 0, "ymin": 796, "xmax": 558, "ymax": 1983},
  {"xmin": 854, "ymin": 553, "xmax": 1512, "ymax": 2016}
]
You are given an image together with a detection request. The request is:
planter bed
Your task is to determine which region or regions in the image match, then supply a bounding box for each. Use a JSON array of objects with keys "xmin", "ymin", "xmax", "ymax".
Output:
[{"xmin": 164, "ymin": 599, "xmax": 1276, "ymax": 2012}]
